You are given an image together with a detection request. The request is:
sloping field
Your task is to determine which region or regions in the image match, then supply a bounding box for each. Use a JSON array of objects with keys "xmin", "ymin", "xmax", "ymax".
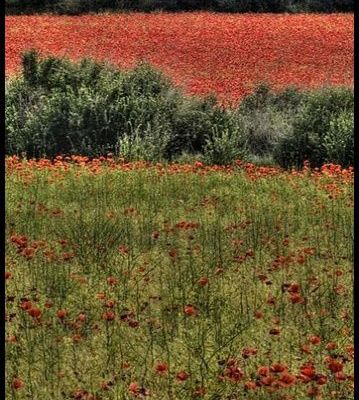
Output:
[{"xmin": 5, "ymin": 13, "xmax": 353, "ymax": 102}]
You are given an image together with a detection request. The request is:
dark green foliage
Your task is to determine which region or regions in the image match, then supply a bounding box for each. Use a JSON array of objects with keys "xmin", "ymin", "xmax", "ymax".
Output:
[
  {"xmin": 6, "ymin": 52, "xmax": 354, "ymax": 167},
  {"xmin": 273, "ymin": 88, "xmax": 354, "ymax": 168},
  {"xmin": 6, "ymin": 51, "xmax": 237, "ymax": 160},
  {"xmin": 5, "ymin": 0, "xmax": 354, "ymax": 14}
]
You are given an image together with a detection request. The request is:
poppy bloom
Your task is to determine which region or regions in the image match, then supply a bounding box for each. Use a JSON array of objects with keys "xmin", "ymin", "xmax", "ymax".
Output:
[
  {"xmin": 105, "ymin": 300, "xmax": 116, "ymax": 308},
  {"xmin": 21, "ymin": 247, "xmax": 35, "ymax": 259},
  {"xmin": 197, "ymin": 277, "xmax": 209, "ymax": 287},
  {"xmin": 225, "ymin": 365, "xmax": 244, "ymax": 382},
  {"xmin": 128, "ymin": 381, "xmax": 139, "ymax": 395},
  {"xmin": 244, "ymin": 381, "xmax": 257, "ymax": 390},
  {"xmin": 300, "ymin": 363, "xmax": 316, "ymax": 379},
  {"xmin": 20, "ymin": 300, "xmax": 33, "ymax": 310},
  {"xmin": 77, "ymin": 313, "xmax": 86, "ymax": 322},
  {"xmin": 72, "ymin": 334, "xmax": 82, "ymax": 343},
  {"xmin": 28, "ymin": 307, "xmax": 42, "ymax": 319},
  {"xmin": 288, "ymin": 282, "xmax": 300, "ymax": 293},
  {"xmin": 184, "ymin": 304, "xmax": 198, "ymax": 316},
  {"xmin": 315, "ymin": 374, "xmax": 328, "ymax": 385},
  {"xmin": 301, "ymin": 344, "xmax": 312, "ymax": 354},
  {"xmin": 325, "ymin": 342, "xmax": 337, "ymax": 351},
  {"xmin": 128, "ymin": 319, "xmax": 139, "ymax": 328},
  {"xmin": 290, "ymin": 293, "xmax": 304, "ymax": 304},
  {"xmin": 57, "ymin": 309, "xmax": 68, "ymax": 319},
  {"xmin": 176, "ymin": 371, "xmax": 189, "ymax": 382},
  {"xmin": 11, "ymin": 377, "xmax": 24, "ymax": 390},
  {"xmin": 308, "ymin": 335, "xmax": 321, "ymax": 345},
  {"xmin": 257, "ymin": 366, "xmax": 270, "ymax": 377},
  {"xmin": 278, "ymin": 372, "xmax": 296, "ymax": 387},
  {"xmin": 155, "ymin": 362, "xmax": 168, "ymax": 375},
  {"xmin": 6, "ymin": 335, "xmax": 17, "ymax": 344},
  {"xmin": 327, "ymin": 359, "xmax": 343, "ymax": 373},
  {"xmin": 128, "ymin": 382, "xmax": 149, "ymax": 396},
  {"xmin": 260, "ymin": 375, "xmax": 274, "ymax": 386},
  {"xmin": 242, "ymin": 347, "xmax": 257, "ymax": 358},
  {"xmin": 270, "ymin": 363, "xmax": 287, "ymax": 373},
  {"xmin": 102, "ymin": 311, "xmax": 115, "ymax": 321}
]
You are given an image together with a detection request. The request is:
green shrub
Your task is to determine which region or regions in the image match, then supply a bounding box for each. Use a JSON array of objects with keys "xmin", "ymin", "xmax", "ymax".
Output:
[
  {"xmin": 203, "ymin": 125, "xmax": 247, "ymax": 165},
  {"xmin": 118, "ymin": 122, "xmax": 171, "ymax": 162},
  {"xmin": 6, "ymin": 51, "xmax": 244, "ymax": 161},
  {"xmin": 323, "ymin": 110, "xmax": 354, "ymax": 166},
  {"xmin": 6, "ymin": 52, "xmax": 354, "ymax": 167},
  {"xmin": 273, "ymin": 87, "xmax": 354, "ymax": 168}
]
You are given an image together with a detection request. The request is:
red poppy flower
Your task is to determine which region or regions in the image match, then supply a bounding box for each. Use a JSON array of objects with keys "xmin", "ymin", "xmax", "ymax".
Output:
[
  {"xmin": 308, "ymin": 335, "xmax": 321, "ymax": 345},
  {"xmin": 102, "ymin": 311, "xmax": 115, "ymax": 321},
  {"xmin": 57, "ymin": 309, "xmax": 68, "ymax": 319},
  {"xmin": 184, "ymin": 304, "xmax": 198, "ymax": 316},
  {"xmin": 327, "ymin": 359, "xmax": 343, "ymax": 373},
  {"xmin": 257, "ymin": 366, "xmax": 270, "ymax": 377},
  {"xmin": 315, "ymin": 374, "xmax": 328, "ymax": 385},
  {"xmin": 278, "ymin": 372, "xmax": 296, "ymax": 387},
  {"xmin": 105, "ymin": 300, "xmax": 116, "ymax": 308},
  {"xmin": 11, "ymin": 377, "xmax": 24, "ymax": 390},
  {"xmin": 176, "ymin": 371, "xmax": 189, "ymax": 382},
  {"xmin": 197, "ymin": 277, "xmax": 209, "ymax": 287},
  {"xmin": 78, "ymin": 313, "xmax": 86, "ymax": 322},
  {"xmin": 241, "ymin": 347, "xmax": 257, "ymax": 359},
  {"xmin": 20, "ymin": 300, "xmax": 32, "ymax": 310},
  {"xmin": 244, "ymin": 381, "xmax": 256, "ymax": 390},
  {"xmin": 155, "ymin": 362, "xmax": 168, "ymax": 375},
  {"xmin": 270, "ymin": 363, "xmax": 287, "ymax": 373},
  {"xmin": 325, "ymin": 342, "xmax": 337, "ymax": 351},
  {"xmin": 300, "ymin": 363, "xmax": 316, "ymax": 379},
  {"xmin": 28, "ymin": 307, "xmax": 42, "ymax": 319}
]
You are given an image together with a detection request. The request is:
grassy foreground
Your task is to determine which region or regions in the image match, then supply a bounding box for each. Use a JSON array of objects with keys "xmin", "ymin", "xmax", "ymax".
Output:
[{"xmin": 5, "ymin": 156, "xmax": 353, "ymax": 399}]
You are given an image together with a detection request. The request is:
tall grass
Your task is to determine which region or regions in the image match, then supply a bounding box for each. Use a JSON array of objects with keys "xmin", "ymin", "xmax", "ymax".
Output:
[{"xmin": 6, "ymin": 158, "xmax": 354, "ymax": 399}]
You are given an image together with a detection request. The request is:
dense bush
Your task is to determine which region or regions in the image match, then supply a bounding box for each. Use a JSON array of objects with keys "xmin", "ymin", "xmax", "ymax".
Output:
[
  {"xmin": 273, "ymin": 88, "xmax": 354, "ymax": 168},
  {"xmin": 5, "ymin": 51, "xmax": 238, "ymax": 161},
  {"xmin": 5, "ymin": 0, "xmax": 354, "ymax": 14},
  {"xmin": 6, "ymin": 52, "xmax": 354, "ymax": 167}
]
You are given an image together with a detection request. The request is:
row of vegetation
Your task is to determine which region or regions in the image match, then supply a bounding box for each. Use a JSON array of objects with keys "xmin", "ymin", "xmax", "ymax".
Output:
[
  {"xmin": 5, "ymin": 0, "xmax": 354, "ymax": 14},
  {"xmin": 6, "ymin": 51, "xmax": 353, "ymax": 168}
]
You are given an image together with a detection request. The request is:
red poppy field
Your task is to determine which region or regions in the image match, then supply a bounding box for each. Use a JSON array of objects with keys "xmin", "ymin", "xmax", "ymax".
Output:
[
  {"xmin": 5, "ymin": 13, "xmax": 353, "ymax": 102},
  {"xmin": 5, "ymin": 157, "xmax": 354, "ymax": 399}
]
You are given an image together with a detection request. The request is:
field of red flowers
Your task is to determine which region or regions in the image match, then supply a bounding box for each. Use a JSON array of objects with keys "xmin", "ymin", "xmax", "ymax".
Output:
[
  {"xmin": 6, "ymin": 156, "xmax": 354, "ymax": 399},
  {"xmin": 5, "ymin": 13, "xmax": 353, "ymax": 102}
]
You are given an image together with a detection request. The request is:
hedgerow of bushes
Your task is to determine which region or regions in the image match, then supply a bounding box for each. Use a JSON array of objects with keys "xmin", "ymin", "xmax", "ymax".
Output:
[
  {"xmin": 5, "ymin": 51, "xmax": 354, "ymax": 168},
  {"xmin": 5, "ymin": 0, "xmax": 354, "ymax": 14}
]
